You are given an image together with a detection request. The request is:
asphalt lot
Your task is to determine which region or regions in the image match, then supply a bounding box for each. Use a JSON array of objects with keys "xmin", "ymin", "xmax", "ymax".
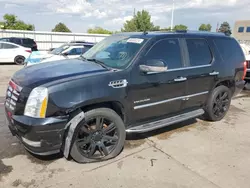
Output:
[{"xmin": 0, "ymin": 65, "xmax": 250, "ymax": 188}]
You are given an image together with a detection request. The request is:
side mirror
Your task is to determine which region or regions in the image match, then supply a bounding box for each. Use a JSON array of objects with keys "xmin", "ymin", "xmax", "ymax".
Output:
[
  {"xmin": 139, "ymin": 59, "xmax": 168, "ymax": 73},
  {"xmin": 62, "ymin": 52, "xmax": 68, "ymax": 56}
]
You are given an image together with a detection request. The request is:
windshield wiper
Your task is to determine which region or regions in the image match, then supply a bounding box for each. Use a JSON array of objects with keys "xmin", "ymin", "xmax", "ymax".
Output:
[{"xmin": 84, "ymin": 58, "xmax": 112, "ymax": 70}]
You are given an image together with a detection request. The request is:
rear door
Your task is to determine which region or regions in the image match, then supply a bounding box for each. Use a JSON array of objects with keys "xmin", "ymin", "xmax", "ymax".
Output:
[{"xmin": 181, "ymin": 37, "xmax": 218, "ymax": 110}]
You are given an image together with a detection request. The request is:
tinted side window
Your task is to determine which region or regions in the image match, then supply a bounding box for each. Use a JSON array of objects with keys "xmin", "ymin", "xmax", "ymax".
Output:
[
  {"xmin": 145, "ymin": 38, "xmax": 182, "ymax": 69},
  {"xmin": 22, "ymin": 39, "xmax": 34, "ymax": 47},
  {"xmin": 186, "ymin": 39, "xmax": 212, "ymax": 66},
  {"xmin": 68, "ymin": 48, "xmax": 83, "ymax": 55},
  {"xmin": 0, "ymin": 38, "xmax": 8, "ymax": 42},
  {"xmin": 82, "ymin": 45, "xmax": 92, "ymax": 53},
  {"xmin": 2, "ymin": 43, "xmax": 18, "ymax": 49},
  {"xmin": 214, "ymin": 38, "xmax": 245, "ymax": 63},
  {"xmin": 10, "ymin": 38, "xmax": 22, "ymax": 45}
]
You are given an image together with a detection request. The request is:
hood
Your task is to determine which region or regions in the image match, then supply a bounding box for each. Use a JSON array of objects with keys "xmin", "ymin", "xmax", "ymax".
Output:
[{"xmin": 13, "ymin": 58, "xmax": 108, "ymax": 87}]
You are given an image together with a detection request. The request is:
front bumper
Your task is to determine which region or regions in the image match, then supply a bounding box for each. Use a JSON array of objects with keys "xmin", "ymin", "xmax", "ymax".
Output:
[{"xmin": 6, "ymin": 109, "xmax": 69, "ymax": 156}]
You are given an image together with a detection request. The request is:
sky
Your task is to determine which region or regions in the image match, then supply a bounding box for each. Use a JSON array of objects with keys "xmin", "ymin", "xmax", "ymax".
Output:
[{"xmin": 0, "ymin": 0, "xmax": 249, "ymax": 33}]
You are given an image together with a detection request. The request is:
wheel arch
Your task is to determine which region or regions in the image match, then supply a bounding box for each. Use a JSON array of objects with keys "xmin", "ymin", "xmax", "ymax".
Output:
[
  {"xmin": 214, "ymin": 79, "xmax": 235, "ymax": 94},
  {"xmin": 79, "ymin": 101, "xmax": 126, "ymax": 122},
  {"xmin": 62, "ymin": 102, "xmax": 126, "ymax": 160}
]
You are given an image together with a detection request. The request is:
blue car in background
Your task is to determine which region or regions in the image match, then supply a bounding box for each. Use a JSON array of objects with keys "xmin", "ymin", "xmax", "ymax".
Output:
[{"xmin": 25, "ymin": 42, "xmax": 95, "ymax": 67}]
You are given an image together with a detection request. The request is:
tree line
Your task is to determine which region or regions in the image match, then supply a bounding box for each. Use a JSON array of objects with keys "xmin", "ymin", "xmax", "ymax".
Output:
[{"xmin": 0, "ymin": 12, "xmax": 232, "ymax": 36}]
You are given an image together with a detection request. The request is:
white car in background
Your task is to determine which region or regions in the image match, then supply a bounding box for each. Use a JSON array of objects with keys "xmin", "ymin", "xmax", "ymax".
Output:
[
  {"xmin": 25, "ymin": 42, "xmax": 94, "ymax": 66},
  {"xmin": 0, "ymin": 41, "xmax": 31, "ymax": 64}
]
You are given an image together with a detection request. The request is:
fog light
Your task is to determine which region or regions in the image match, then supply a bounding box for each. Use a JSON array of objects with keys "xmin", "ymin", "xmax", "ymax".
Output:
[{"xmin": 22, "ymin": 137, "xmax": 41, "ymax": 147}]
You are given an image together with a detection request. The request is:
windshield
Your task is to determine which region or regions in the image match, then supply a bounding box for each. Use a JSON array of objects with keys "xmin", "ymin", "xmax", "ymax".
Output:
[
  {"xmin": 50, "ymin": 44, "xmax": 70, "ymax": 55},
  {"xmin": 82, "ymin": 35, "xmax": 147, "ymax": 69}
]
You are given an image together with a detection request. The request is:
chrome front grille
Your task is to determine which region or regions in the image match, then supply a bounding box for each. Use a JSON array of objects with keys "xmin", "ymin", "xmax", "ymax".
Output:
[{"xmin": 5, "ymin": 80, "xmax": 22, "ymax": 112}]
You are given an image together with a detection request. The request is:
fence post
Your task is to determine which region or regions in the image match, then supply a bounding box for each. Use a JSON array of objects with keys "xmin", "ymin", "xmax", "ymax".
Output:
[{"xmin": 51, "ymin": 34, "xmax": 53, "ymax": 49}]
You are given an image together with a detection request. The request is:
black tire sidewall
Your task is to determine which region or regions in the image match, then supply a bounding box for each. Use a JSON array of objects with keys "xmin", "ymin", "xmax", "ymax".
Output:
[
  {"xmin": 14, "ymin": 56, "xmax": 25, "ymax": 65},
  {"xmin": 70, "ymin": 108, "xmax": 126, "ymax": 163},
  {"xmin": 205, "ymin": 85, "xmax": 232, "ymax": 121}
]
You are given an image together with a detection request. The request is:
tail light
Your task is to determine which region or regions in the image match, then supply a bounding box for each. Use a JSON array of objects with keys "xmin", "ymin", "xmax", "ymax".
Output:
[
  {"xmin": 243, "ymin": 61, "xmax": 247, "ymax": 80},
  {"xmin": 25, "ymin": 50, "xmax": 32, "ymax": 53}
]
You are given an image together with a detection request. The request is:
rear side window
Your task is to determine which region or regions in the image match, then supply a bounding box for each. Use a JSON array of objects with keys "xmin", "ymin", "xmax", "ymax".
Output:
[
  {"xmin": 145, "ymin": 38, "xmax": 183, "ymax": 69},
  {"xmin": 82, "ymin": 45, "xmax": 92, "ymax": 53},
  {"xmin": 68, "ymin": 48, "xmax": 83, "ymax": 55},
  {"xmin": 214, "ymin": 38, "xmax": 245, "ymax": 63},
  {"xmin": 186, "ymin": 39, "xmax": 212, "ymax": 67},
  {"xmin": 2, "ymin": 43, "xmax": 18, "ymax": 49},
  {"xmin": 22, "ymin": 39, "xmax": 35, "ymax": 48}
]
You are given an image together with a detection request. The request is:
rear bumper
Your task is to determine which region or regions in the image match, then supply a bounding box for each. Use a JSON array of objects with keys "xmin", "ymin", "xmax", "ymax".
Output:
[
  {"xmin": 233, "ymin": 80, "xmax": 246, "ymax": 97},
  {"xmin": 6, "ymin": 109, "xmax": 69, "ymax": 156}
]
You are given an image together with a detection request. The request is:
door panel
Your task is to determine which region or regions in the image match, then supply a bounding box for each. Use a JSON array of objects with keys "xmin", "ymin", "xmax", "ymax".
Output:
[
  {"xmin": 182, "ymin": 66, "xmax": 216, "ymax": 109},
  {"xmin": 127, "ymin": 38, "xmax": 187, "ymax": 125},
  {"xmin": 128, "ymin": 70, "xmax": 187, "ymax": 124},
  {"xmin": 182, "ymin": 38, "xmax": 218, "ymax": 110}
]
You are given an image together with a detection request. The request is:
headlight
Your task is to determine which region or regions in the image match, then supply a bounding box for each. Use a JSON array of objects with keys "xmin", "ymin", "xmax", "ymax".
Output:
[{"xmin": 24, "ymin": 87, "xmax": 48, "ymax": 118}]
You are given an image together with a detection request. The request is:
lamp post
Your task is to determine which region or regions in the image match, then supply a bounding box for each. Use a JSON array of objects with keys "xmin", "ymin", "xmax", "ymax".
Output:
[{"xmin": 171, "ymin": 0, "xmax": 175, "ymax": 30}]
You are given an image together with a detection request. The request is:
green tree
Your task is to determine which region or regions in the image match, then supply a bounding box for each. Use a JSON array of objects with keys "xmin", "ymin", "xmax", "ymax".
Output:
[
  {"xmin": 52, "ymin": 22, "xmax": 71, "ymax": 32},
  {"xmin": 160, "ymin": 27, "xmax": 171, "ymax": 31},
  {"xmin": 219, "ymin": 22, "xmax": 232, "ymax": 36},
  {"xmin": 87, "ymin": 27, "xmax": 113, "ymax": 34},
  {"xmin": 121, "ymin": 10, "xmax": 160, "ymax": 32},
  {"xmin": 1, "ymin": 14, "xmax": 35, "ymax": 30},
  {"xmin": 199, "ymin": 24, "xmax": 212, "ymax": 31},
  {"xmin": 173, "ymin": 24, "xmax": 188, "ymax": 31}
]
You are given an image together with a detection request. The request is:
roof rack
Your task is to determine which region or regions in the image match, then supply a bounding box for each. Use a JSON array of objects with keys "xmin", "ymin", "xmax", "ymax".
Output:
[{"xmin": 175, "ymin": 30, "xmax": 226, "ymax": 36}]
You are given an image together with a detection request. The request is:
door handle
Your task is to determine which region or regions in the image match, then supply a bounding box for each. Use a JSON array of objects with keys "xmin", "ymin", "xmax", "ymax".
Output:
[
  {"xmin": 209, "ymin": 71, "xmax": 219, "ymax": 76},
  {"xmin": 174, "ymin": 77, "xmax": 187, "ymax": 82}
]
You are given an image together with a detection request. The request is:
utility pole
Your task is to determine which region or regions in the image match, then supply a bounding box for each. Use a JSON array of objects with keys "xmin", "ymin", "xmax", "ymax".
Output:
[
  {"xmin": 216, "ymin": 22, "xmax": 219, "ymax": 32},
  {"xmin": 171, "ymin": 0, "xmax": 175, "ymax": 30}
]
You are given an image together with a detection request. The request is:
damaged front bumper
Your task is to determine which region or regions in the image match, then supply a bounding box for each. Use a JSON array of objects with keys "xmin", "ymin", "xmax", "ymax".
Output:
[{"xmin": 6, "ymin": 110, "xmax": 69, "ymax": 156}]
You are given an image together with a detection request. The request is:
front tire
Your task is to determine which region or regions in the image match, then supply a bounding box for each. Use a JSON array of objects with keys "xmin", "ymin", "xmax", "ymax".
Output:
[
  {"xmin": 204, "ymin": 85, "xmax": 232, "ymax": 121},
  {"xmin": 70, "ymin": 108, "xmax": 126, "ymax": 163}
]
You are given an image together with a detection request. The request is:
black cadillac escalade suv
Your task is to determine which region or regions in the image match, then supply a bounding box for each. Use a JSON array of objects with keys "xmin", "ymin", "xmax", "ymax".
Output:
[{"xmin": 5, "ymin": 31, "xmax": 247, "ymax": 163}]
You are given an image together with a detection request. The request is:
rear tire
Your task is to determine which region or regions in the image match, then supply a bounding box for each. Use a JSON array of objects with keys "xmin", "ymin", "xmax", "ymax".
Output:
[
  {"xmin": 70, "ymin": 108, "xmax": 126, "ymax": 163},
  {"xmin": 14, "ymin": 56, "xmax": 25, "ymax": 65},
  {"xmin": 204, "ymin": 85, "xmax": 232, "ymax": 121}
]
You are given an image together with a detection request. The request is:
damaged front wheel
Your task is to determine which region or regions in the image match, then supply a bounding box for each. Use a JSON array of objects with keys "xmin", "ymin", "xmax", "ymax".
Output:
[{"xmin": 70, "ymin": 108, "xmax": 126, "ymax": 163}]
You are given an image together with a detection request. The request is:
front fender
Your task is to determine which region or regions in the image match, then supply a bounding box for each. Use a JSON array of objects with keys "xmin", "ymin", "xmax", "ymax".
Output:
[
  {"xmin": 63, "ymin": 109, "xmax": 85, "ymax": 159},
  {"xmin": 47, "ymin": 76, "xmax": 129, "ymax": 115}
]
